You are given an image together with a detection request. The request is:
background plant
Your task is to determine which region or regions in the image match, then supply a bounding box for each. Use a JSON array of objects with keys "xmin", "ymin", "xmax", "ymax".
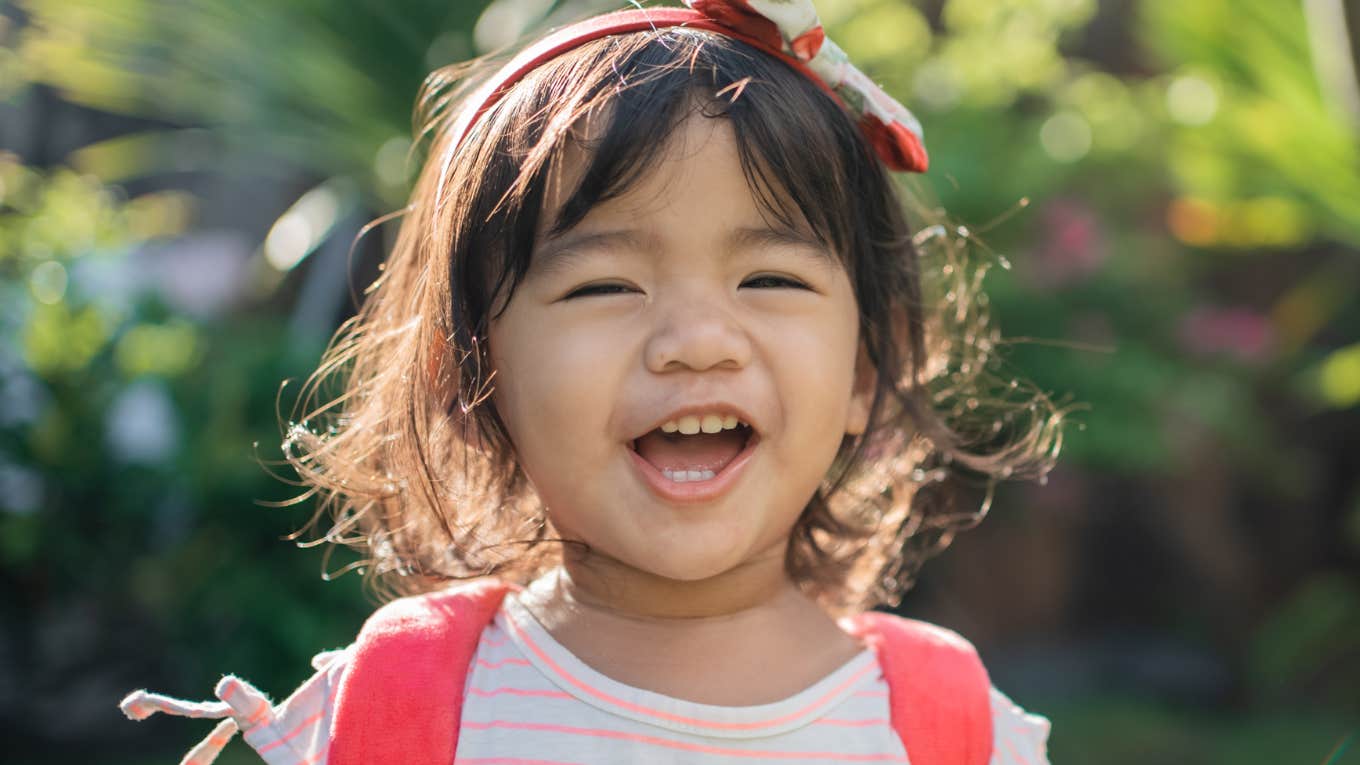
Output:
[{"xmin": 1, "ymin": 1, "xmax": 1356, "ymax": 762}]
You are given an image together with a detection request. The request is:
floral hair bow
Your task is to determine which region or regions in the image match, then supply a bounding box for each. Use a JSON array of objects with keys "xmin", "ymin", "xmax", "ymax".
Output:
[
  {"xmin": 686, "ymin": 0, "xmax": 928, "ymax": 172},
  {"xmin": 448, "ymin": 0, "xmax": 929, "ymax": 173}
]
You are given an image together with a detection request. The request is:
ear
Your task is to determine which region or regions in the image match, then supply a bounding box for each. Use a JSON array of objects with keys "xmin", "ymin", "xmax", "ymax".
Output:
[{"xmin": 846, "ymin": 342, "xmax": 876, "ymax": 437}]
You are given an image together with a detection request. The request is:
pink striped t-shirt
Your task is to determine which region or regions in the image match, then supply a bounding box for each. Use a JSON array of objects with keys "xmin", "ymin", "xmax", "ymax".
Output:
[{"xmin": 121, "ymin": 594, "xmax": 1051, "ymax": 764}]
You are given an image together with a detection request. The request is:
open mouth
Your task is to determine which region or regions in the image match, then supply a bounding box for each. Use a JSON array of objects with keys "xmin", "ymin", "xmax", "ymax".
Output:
[{"xmin": 630, "ymin": 423, "xmax": 757, "ymax": 484}]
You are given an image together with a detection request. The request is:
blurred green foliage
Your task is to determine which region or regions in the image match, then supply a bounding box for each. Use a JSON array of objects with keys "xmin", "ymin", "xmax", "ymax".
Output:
[
  {"xmin": 1047, "ymin": 696, "xmax": 1357, "ymax": 764},
  {"xmin": 1, "ymin": 0, "xmax": 1357, "ymax": 761},
  {"xmin": 0, "ymin": 155, "xmax": 372, "ymax": 758}
]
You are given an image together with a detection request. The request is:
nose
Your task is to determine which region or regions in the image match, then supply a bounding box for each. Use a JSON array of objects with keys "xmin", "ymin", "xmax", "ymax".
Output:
[{"xmin": 644, "ymin": 292, "xmax": 752, "ymax": 374}]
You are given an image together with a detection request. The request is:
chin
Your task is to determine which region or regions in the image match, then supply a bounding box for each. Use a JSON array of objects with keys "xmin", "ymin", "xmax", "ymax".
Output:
[{"xmin": 630, "ymin": 533, "xmax": 783, "ymax": 585}]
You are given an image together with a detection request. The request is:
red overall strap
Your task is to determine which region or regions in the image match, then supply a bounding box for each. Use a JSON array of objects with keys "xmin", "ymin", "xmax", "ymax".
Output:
[
  {"xmin": 846, "ymin": 611, "xmax": 994, "ymax": 765},
  {"xmin": 328, "ymin": 578, "xmax": 512, "ymax": 765}
]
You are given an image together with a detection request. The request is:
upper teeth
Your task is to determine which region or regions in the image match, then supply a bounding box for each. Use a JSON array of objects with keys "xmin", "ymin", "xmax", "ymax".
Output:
[{"xmin": 660, "ymin": 414, "xmax": 743, "ymax": 435}]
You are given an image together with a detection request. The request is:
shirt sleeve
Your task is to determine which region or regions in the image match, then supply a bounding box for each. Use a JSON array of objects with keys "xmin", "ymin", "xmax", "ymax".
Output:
[
  {"xmin": 119, "ymin": 647, "xmax": 350, "ymax": 765},
  {"xmin": 987, "ymin": 686, "xmax": 1052, "ymax": 765}
]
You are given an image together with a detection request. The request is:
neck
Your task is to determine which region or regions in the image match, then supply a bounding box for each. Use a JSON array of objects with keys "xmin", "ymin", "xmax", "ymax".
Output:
[
  {"xmin": 550, "ymin": 542, "xmax": 796, "ymax": 621},
  {"xmin": 513, "ymin": 543, "xmax": 864, "ymax": 705}
]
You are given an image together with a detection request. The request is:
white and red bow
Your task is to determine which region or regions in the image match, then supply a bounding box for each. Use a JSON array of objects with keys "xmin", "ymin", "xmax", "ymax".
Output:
[{"xmin": 688, "ymin": 0, "xmax": 928, "ymax": 172}]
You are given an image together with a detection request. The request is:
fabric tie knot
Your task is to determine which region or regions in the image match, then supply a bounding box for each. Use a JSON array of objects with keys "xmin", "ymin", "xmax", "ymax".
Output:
[{"xmin": 687, "ymin": 0, "xmax": 928, "ymax": 172}]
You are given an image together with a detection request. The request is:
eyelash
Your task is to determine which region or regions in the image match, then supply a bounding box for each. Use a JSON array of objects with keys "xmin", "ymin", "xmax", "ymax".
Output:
[
  {"xmin": 566, "ymin": 283, "xmax": 634, "ymax": 298},
  {"xmin": 742, "ymin": 275, "xmax": 810, "ymax": 290},
  {"xmin": 566, "ymin": 275, "xmax": 810, "ymax": 299}
]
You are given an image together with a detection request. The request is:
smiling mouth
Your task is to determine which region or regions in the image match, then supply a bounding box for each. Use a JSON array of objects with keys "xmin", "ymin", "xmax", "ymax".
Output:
[{"xmin": 630, "ymin": 424, "xmax": 755, "ymax": 483}]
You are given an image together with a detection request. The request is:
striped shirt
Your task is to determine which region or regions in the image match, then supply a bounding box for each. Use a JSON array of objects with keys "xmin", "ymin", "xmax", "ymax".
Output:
[{"xmin": 121, "ymin": 595, "xmax": 1051, "ymax": 765}]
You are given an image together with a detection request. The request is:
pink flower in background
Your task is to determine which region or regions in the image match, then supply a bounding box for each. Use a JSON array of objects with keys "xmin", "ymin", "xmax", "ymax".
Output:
[
  {"xmin": 1178, "ymin": 307, "xmax": 1276, "ymax": 363},
  {"xmin": 1032, "ymin": 199, "xmax": 1107, "ymax": 288}
]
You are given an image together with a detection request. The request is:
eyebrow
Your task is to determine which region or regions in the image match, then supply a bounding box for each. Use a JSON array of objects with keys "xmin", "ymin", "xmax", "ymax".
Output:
[
  {"xmin": 728, "ymin": 225, "xmax": 832, "ymax": 261},
  {"xmin": 532, "ymin": 224, "xmax": 834, "ymax": 274},
  {"xmin": 533, "ymin": 229, "xmax": 656, "ymax": 275}
]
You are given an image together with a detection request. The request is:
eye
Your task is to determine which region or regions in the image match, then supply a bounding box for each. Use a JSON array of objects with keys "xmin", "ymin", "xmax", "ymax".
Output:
[
  {"xmin": 564, "ymin": 282, "xmax": 637, "ymax": 299},
  {"xmin": 741, "ymin": 274, "xmax": 812, "ymax": 290}
]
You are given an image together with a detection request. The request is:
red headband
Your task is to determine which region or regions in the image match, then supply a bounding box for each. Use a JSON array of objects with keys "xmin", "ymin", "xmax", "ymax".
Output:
[{"xmin": 445, "ymin": 6, "xmax": 929, "ymax": 174}]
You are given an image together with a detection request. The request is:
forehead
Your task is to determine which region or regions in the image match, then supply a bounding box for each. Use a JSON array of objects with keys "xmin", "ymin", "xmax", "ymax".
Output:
[{"xmin": 538, "ymin": 107, "xmax": 817, "ymax": 243}]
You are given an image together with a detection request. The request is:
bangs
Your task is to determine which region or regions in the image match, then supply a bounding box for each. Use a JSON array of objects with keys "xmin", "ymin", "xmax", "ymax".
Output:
[{"xmin": 439, "ymin": 29, "xmax": 875, "ymax": 318}]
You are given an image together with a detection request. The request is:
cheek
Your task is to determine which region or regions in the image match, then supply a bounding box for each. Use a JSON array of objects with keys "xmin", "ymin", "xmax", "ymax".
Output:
[
  {"xmin": 737, "ymin": 338, "xmax": 853, "ymax": 514},
  {"xmin": 773, "ymin": 301, "xmax": 860, "ymax": 419},
  {"xmin": 488, "ymin": 309, "xmax": 628, "ymax": 462},
  {"xmin": 488, "ymin": 312, "xmax": 554, "ymax": 457}
]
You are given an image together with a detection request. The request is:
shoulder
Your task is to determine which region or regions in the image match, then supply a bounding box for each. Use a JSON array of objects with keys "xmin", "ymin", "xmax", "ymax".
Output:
[
  {"xmin": 351, "ymin": 578, "xmax": 514, "ymax": 644},
  {"xmin": 987, "ymin": 686, "xmax": 1052, "ymax": 765},
  {"xmin": 336, "ymin": 577, "xmax": 514, "ymax": 705},
  {"xmin": 845, "ymin": 611, "xmax": 1052, "ymax": 765},
  {"xmin": 237, "ymin": 648, "xmax": 352, "ymax": 760},
  {"xmin": 328, "ymin": 578, "xmax": 515, "ymax": 765},
  {"xmin": 846, "ymin": 610, "xmax": 982, "ymax": 654},
  {"xmin": 844, "ymin": 610, "xmax": 990, "ymax": 693},
  {"xmin": 235, "ymin": 647, "xmax": 353, "ymax": 763}
]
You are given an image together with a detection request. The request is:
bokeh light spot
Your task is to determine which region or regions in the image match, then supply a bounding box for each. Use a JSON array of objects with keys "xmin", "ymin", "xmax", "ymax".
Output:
[
  {"xmin": 22, "ymin": 302, "xmax": 107, "ymax": 376},
  {"xmin": 424, "ymin": 31, "xmax": 469, "ymax": 71},
  {"xmin": 1319, "ymin": 343, "xmax": 1360, "ymax": 408},
  {"xmin": 1236, "ymin": 196, "xmax": 1309, "ymax": 247},
  {"xmin": 263, "ymin": 182, "xmax": 347, "ymax": 272},
  {"xmin": 474, "ymin": 0, "xmax": 555, "ymax": 54},
  {"xmin": 105, "ymin": 381, "xmax": 180, "ymax": 463},
  {"xmin": 114, "ymin": 321, "xmax": 200, "ymax": 378},
  {"xmin": 1167, "ymin": 75, "xmax": 1218, "ymax": 126},
  {"xmin": 1167, "ymin": 197, "xmax": 1219, "ymax": 246},
  {"xmin": 265, "ymin": 214, "xmax": 312, "ymax": 271},
  {"xmin": 839, "ymin": 4, "xmax": 931, "ymax": 65},
  {"xmin": 1167, "ymin": 195, "xmax": 1311, "ymax": 249},
  {"xmin": 375, "ymin": 136, "xmax": 413, "ymax": 191},
  {"xmin": 28, "ymin": 260, "xmax": 67, "ymax": 305},
  {"xmin": 912, "ymin": 59, "xmax": 962, "ymax": 111},
  {"xmin": 1040, "ymin": 111, "xmax": 1091, "ymax": 163},
  {"xmin": 125, "ymin": 191, "xmax": 194, "ymax": 240}
]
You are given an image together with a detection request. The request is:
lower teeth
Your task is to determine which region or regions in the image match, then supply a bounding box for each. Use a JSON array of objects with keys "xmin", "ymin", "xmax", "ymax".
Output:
[{"xmin": 662, "ymin": 469, "xmax": 716, "ymax": 483}]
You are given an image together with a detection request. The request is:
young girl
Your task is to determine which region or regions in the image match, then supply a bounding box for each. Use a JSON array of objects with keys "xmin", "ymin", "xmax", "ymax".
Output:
[{"xmin": 124, "ymin": 1, "xmax": 1065, "ymax": 762}]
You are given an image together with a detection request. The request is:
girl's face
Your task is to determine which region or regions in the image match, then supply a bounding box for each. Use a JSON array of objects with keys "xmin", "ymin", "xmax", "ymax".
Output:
[{"xmin": 488, "ymin": 115, "xmax": 872, "ymax": 585}]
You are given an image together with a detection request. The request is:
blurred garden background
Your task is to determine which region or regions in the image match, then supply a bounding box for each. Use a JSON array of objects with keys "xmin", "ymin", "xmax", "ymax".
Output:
[{"xmin": 1, "ymin": 0, "xmax": 1357, "ymax": 762}]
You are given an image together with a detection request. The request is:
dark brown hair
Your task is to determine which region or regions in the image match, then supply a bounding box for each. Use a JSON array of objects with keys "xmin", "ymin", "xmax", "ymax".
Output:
[{"xmin": 281, "ymin": 26, "xmax": 1071, "ymax": 614}]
